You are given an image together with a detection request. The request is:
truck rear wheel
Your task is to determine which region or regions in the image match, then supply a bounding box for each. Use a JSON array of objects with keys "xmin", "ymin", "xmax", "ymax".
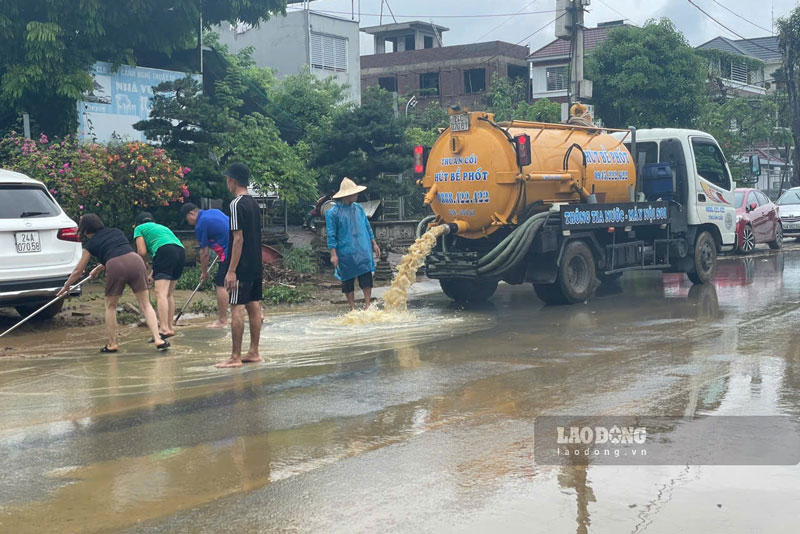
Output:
[
  {"xmin": 439, "ymin": 278, "xmax": 498, "ymax": 303},
  {"xmin": 686, "ymin": 231, "xmax": 717, "ymax": 284},
  {"xmin": 534, "ymin": 240, "xmax": 597, "ymax": 304}
]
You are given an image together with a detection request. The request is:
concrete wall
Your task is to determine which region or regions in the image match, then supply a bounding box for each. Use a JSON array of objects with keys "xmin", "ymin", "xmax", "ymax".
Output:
[{"xmin": 214, "ymin": 10, "xmax": 360, "ymax": 102}]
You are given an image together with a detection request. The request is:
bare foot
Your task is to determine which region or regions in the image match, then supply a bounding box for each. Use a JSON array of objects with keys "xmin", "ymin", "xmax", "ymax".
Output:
[
  {"xmin": 241, "ymin": 353, "xmax": 262, "ymax": 363},
  {"xmin": 214, "ymin": 358, "xmax": 242, "ymax": 368},
  {"xmin": 207, "ymin": 320, "xmax": 228, "ymax": 329}
]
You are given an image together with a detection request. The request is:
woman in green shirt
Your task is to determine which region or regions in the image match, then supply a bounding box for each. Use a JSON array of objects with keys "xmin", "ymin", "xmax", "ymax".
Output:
[{"xmin": 133, "ymin": 212, "xmax": 186, "ymax": 340}]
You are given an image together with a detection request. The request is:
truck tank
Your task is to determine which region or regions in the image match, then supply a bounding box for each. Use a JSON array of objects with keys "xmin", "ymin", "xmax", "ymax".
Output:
[{"xmin": 420, "ymin": 111, "xmax": 636, "ymax": 239}]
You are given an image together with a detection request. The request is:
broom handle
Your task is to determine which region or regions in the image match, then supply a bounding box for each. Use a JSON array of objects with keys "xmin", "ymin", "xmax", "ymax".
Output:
[{"xmin": 0, "ymin": 275, "xmax": 92, "ymax": 339}]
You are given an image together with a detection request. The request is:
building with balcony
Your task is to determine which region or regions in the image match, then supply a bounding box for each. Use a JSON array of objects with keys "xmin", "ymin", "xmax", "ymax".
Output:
[
  {"xmin": 696, "ymin": 36, "xmax": 781, "ymax": 96},
  {"xmin": 360, "ymin": 21, "xmax": 529, "ymax": 109}
]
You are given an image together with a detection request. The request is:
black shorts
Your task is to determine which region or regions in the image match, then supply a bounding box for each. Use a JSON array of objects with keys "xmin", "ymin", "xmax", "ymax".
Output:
[
  {"xmin": 341, "ymin": 272, "xmax": 373, "ymax": 294},
  {"xmin": 230, "ymin": 278, "xmax": 262, "ymax": 305},
  {"xmin": 214, "ymin": 260, "xmax": 229, "ymax": 287},
  {"xmin": 152, "ymin": 244, "xmax": 186, "ymax": 281}
]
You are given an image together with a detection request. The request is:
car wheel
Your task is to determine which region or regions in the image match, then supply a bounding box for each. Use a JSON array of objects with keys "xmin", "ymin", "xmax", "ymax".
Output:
[
  {"xmin": 737, "ymin": 224, "xmax": 755, "ymax": 254},
  {"xmin": 15, "ymin": 298, "xmax": 64, "ymax": 320},
  {"xmin": 769, "ymin": 222, "xmax": 783, "ymax": 250}
]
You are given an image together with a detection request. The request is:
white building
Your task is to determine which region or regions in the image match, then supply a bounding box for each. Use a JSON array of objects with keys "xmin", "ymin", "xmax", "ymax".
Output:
[{"xmin": 215, "ymin": 9, "xmax": 361, "ymax": 102}]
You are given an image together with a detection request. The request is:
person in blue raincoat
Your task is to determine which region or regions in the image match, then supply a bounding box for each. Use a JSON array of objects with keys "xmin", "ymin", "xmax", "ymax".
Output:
[{"xmin": 326, "ymin": 178, "xmax": 381, "ymax": 311}]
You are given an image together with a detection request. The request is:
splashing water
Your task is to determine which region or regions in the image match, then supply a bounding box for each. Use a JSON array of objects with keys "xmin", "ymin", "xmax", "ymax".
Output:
[{"xmin": 383, "ymin": 225, "xmax": 448, "ymax": 311}]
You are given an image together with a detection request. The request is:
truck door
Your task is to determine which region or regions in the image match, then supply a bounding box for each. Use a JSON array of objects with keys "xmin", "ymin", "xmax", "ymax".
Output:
[{"xmin": 690, "ymin": 137, "xmax": 736, "ymax": 246}]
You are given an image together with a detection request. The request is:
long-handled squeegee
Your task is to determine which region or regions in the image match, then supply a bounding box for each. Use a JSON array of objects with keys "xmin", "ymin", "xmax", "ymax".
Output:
[{"xmin": 174, "ymin": 256, "xmax": 219, "ymax": 324}]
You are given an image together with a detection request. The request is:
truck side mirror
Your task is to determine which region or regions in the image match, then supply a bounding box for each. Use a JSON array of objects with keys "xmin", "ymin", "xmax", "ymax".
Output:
[{"xmin": 750, "ymin": 155, "xmax": 761, "ymax": 176}]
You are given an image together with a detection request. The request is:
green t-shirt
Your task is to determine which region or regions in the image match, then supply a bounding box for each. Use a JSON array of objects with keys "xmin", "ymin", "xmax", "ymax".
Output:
[{"xmin": 133, "ymin": 222, "xmax": 184, "ymax": 256}]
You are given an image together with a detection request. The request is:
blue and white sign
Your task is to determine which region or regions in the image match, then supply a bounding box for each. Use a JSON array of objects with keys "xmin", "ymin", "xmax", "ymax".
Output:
[{"xmin": 77, "ymin": 61, "xmax": 201, "ymax": 143}]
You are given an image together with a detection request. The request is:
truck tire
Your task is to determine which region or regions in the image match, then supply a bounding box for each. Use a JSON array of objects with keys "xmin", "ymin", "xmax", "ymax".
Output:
[
  {"xmin": 534, "ymin": 240, "xmax": 597, "ymax": 304},
  {"xmin": 768, "ymin": 222, "xmax": 783, "ymax": 250},
  {"xmin": 15, "ymin": 298, "xmax": 64, "ymax": 320},
  {"xmin": 686, "ymin": 231, "xmax": 717, "ymax": 284},
  {"xmin": 439, "ymin": 278, "xmax": 498, "ymax": 303}
]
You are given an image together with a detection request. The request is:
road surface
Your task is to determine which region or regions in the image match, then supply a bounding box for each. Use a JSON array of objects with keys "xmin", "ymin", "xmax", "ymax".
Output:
[{"xmin": 1, "ymin": 249, "xmax": 799, "ymax": 533}]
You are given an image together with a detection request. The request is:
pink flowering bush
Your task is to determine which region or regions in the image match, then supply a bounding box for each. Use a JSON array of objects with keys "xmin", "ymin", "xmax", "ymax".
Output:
[{"xmin": 0, "ymin": 134, "xmax": 188, "ymax": 232}]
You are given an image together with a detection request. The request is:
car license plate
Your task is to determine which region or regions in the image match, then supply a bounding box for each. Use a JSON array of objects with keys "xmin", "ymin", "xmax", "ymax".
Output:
[
  {"xmin": 450, "ymin": 113, "xmax": 470, "ymax": 132},
  {"xmin": 15, "ymin": 231, "xmax": 41, "ymax": 253},
  {"xmin": 784, "ymin": 222, "xmax": 800, "ymax": 230}
]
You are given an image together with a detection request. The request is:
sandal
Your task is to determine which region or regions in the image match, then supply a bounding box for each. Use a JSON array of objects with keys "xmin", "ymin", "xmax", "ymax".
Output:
[
  {"xmin": 100, "ymin": 345, "xmax": 118, "ymax": 353},
  {"xmin": 148, "ymin": 333, "xmax": 175, "ymax": 343},
  {"xmin": 156, "ymin": 340, "xmax": 170, "ymax": 351}
]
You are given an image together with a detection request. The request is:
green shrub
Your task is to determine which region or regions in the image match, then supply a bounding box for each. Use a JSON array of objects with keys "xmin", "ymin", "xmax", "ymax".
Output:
[
  {"xmin": 263, "ymin": 284, "xmax": 311, "ymax": 304},
  {"xmin": 280, "ymin": 246, "xmax": 318, "ymax": 274},
  {"xmin": 176, "ymin": 266, "xmax": 216, "ymax": 292}
]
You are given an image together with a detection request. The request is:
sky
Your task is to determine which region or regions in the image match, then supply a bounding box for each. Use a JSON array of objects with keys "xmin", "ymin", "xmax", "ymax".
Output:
[{"xmin": 287, "ymin": 0, "xmax": 797, "ymax": 55}]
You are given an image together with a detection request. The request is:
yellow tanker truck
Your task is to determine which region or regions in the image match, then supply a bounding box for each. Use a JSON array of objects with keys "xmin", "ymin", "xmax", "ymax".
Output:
[{"xmin": 414, "ymin": 110, "xmax": 740, "ymax": 304}]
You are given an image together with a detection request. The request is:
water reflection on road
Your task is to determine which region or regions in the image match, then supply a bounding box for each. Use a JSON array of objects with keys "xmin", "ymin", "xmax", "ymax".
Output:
[{"xmin": 1, "ymin": 253, "xmax": 799, "ymax": 533}]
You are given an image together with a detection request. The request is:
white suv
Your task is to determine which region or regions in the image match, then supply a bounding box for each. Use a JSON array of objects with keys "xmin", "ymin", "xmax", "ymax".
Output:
[{"xmin": 0, "ymin": 169, "xmax": 82, "ymax": 318}]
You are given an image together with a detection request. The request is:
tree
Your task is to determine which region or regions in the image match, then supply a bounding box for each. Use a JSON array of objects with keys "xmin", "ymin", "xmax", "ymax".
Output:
[
  {"xmin": 135, "ymin": 40, "xmax": 316, "ymax": 207},
  {"xmin": 405, "ymin": 104, "xmax": 449, "ymax": 146},
  {"xmin": 778, "ymin": 6, "xmax": 800, "ymax": 186},
  {"xmin": 586, "ymin": 19, "xmax": 706, "ymax": 129},
  {"xmin": 313, "ymin": 87, "xmax": 412, "ymax": 198},
  {"xmin": 0, "ymin": 0, "xmax": 289, "ymax": 137},
  {"xmin": 484, "ymin": 73, "xmax": 561, "ymax": 123}
]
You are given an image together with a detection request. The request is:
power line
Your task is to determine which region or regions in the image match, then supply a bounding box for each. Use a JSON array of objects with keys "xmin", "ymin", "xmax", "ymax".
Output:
[
  {"xmin": 474, "ymin": 0, "xmax": 540, "ymax": 43},
  {"xmin": 290, "ymin": 7, "xmax": 559, "ymax": 19},
  {"xmin": 482, "ymin": 12, "xmax": 568, "ymax": 67},
  {"xmin": 711, "ymin": 0, "xmax": 773, "ymax": 35},
  {"xmin": 686, "ymin": 0, "xmax": 780, "ymax": 56}
]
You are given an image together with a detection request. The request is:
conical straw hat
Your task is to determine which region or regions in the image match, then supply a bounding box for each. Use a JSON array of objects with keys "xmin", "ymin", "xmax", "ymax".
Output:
[{"xmin": 333, "ymin": 177, "xmax": 367, "ymax": 199}]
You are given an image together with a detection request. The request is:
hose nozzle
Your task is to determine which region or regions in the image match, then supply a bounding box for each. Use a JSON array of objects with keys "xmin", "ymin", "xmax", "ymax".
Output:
[
  {"xmin": 441, "ymin": 221, "xmax": 467, "ymax": 235},
  {"xmin": 423, "ymin": 184, "xmax": 438, "ymax": 206}
]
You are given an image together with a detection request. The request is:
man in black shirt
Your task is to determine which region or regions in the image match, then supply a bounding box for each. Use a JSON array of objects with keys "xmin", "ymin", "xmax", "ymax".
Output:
[{"xmin": 215, "ymin": 163, "xmax": 264, "ymax": 368}]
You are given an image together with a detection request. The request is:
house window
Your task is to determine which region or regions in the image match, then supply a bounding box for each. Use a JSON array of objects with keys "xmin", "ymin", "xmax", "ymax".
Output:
[
  {"xmin": 424, "ymin": 36, "xmax": 434, "ymax": 49},
  {"xmin": 379, "ymin": 77, "xmax": 397, "ymax": 93},
  {"xmin": 546, "ymin": 66, "xmax": 567, "ymax": 91},
  {"xmin": 464, "ymin": 68, "xmax": 486, "ymax": 94},
  {"xmin": 405, "ymin": 35, "xmax": 416, "ymax": 51},
  {"xmin": 310, "ymin": 32, "xmax": 348, "ymax": 72},
  {"xmin": 730, "ymin": 61, "xmax": 749, "ymax": 84},
  {"xmin": 420, "ymin": 72, "xmax": 440, "ymax": 95},
  {"xmin": 508, "ymin": 64, "xmax": 528, "ymax": 81}
]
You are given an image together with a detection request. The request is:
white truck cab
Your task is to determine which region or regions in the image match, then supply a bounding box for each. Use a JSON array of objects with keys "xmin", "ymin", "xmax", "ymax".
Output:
[{"xmin": 619, "ymin": 129, "xmax": 737, "ymax": 252}]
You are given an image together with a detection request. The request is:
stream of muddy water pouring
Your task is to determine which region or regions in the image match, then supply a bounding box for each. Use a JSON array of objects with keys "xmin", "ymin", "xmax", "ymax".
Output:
[{"xmin": 337, "ymin": 225, "xmax": 448, "ymax": 324}]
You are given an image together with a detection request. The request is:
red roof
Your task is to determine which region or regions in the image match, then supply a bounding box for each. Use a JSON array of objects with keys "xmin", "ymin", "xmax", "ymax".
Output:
[{"xmin": 528, "ymin": 25, "xmax": 624, "ymax": 62}]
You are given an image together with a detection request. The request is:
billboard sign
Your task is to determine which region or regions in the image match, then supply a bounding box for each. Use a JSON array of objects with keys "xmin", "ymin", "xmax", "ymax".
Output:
[{"xmin": 77, "ymin": 61, "xmax": 201, "ymax": 143}]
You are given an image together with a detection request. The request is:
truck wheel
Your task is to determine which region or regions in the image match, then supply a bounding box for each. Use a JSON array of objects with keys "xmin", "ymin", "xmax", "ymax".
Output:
[
  {"xmin": 15, "ymin": 298, "xmax": 64, "ymax": 320},
  {"xmin": 769, "ymin": 222, "xmax": 783, "ymax": 250},
  {"xmin": 439, "ymin": 278, "xmax": 498, "ymax": 303},
  {"xmin": 557, "ymin": 240, "xmax": 597, "ymax": 303},
  {"xmin": 686, "ymin": 231, "xmax": 717, "ymax": 284},
  {"xmin": 737, "ymin": 224, "xmax": 755, "ymax": 254}
]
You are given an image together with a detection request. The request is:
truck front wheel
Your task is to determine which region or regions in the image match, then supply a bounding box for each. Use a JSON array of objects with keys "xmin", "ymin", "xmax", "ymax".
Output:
[
  {"xmin": 686, "ymin": 231, "xmax": 717, "ymax": 284},
  {"xmin": 439, "ymin": 278, "xmax": 498, "ymax": 303}
]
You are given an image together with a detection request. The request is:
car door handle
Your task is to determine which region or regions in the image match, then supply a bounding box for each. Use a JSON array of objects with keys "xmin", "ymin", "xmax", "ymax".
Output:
[{"xmin": 698, "ymin": 194, "xmax": 706, "ymax": 202}]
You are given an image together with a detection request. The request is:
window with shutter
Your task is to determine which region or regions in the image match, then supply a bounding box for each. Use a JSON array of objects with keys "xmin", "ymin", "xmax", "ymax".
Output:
[{"xmin": 310, "ymin": 31, "xmax": 348, "ymax": 72}]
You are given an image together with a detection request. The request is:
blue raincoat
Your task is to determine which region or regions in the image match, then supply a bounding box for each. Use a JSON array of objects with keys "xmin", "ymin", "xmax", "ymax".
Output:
[{"xmin": 326, "ymin": 202, "xmax": 375, "ymax": 281}]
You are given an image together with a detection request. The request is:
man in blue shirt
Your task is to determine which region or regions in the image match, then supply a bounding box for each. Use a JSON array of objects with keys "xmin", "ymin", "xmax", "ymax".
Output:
[
  {"xmin": 181, "ymin": 203, "xmax": 230, "ymax": 328},
  {"xmin": 326, "ymin": 178, "xmax": 380, "ymax": 311}
]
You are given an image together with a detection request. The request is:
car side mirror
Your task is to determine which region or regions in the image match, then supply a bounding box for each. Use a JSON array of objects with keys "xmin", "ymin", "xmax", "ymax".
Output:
[{"xmin": 749, "ymin": 202, "xmax": 758, "ymax": 212}]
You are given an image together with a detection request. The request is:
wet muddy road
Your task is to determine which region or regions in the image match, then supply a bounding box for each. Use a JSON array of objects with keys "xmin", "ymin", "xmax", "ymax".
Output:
[{"xmin": 1, "ymin": 250, "xmax": 800, "ymax": 533}]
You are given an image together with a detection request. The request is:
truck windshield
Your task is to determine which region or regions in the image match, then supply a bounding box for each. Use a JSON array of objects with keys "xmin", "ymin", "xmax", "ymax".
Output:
[
  {"xmin": 692, "ymin": 140, "xmax": 731, "ymax": 191},
  {"xmin": 777, "ymin": 191, "xmax": 800, "ymax": 205}
]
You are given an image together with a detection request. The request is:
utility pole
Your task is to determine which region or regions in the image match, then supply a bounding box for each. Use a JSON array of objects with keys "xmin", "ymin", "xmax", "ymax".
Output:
[{"xmin": 556, "ymin": 0, "xmax": 592, "ymax": 108}]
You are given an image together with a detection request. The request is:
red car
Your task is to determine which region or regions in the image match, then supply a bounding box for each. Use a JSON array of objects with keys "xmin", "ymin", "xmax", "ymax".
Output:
[{"xmin": 734, "ymin": 188, "xmax": 782, "ymax": 253}]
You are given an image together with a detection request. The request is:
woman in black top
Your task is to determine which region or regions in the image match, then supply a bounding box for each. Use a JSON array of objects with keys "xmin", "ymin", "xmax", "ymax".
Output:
[{"xmin": 58, "ymin": 214, "xmax": 169, "ymax": 352}]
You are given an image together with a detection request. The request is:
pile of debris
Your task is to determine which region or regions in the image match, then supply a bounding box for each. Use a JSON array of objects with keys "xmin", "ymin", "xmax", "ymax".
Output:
[{"xmin": 263, "ymin": 263, "xmax": 315, "ymax": 285}]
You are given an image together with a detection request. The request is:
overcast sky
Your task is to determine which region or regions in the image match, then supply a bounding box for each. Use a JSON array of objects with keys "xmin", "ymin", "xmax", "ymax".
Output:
[{"xmin": 288, "ymin": 0, "xmax": 796, "ymax": 54}]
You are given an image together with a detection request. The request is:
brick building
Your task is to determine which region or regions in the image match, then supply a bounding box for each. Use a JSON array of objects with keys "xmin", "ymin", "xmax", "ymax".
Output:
[{"xmin": 360, "ymin": 21, "xmax": 529, "ymax": 109}]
